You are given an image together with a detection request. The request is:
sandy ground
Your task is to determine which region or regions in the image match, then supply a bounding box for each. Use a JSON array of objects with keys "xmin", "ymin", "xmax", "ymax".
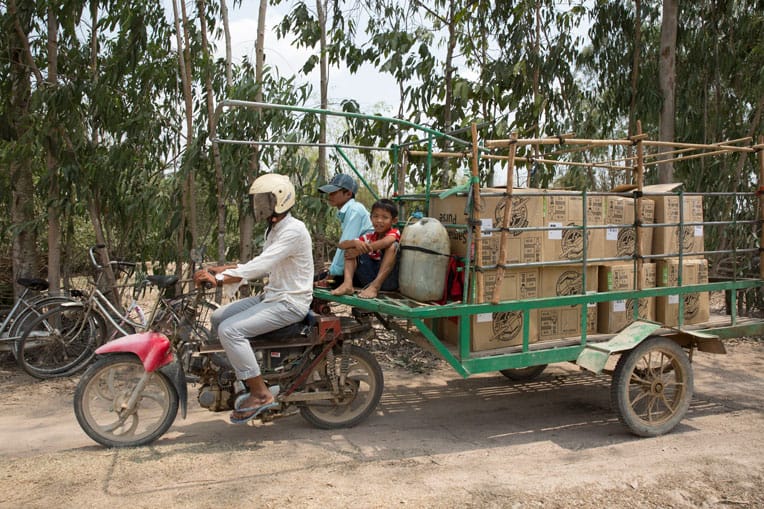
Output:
[{"xmin": 0, "ymin": 336, "xmax": 763, "ymax": 509}]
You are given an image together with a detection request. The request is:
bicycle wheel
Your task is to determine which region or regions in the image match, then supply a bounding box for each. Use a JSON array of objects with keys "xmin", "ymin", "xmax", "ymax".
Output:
[
  {"xmin": 17, "ymin": 305, "xmax": 104, "ymax": 379},
  {"xmin": 8, "ymin": 296, "xmax": 80, "ymax": 358}
]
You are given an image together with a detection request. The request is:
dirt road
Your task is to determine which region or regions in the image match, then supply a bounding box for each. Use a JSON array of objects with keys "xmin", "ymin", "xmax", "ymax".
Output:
[{"xmin": 1, "ymin": 338, "xmax": 763, "ymax": 508}]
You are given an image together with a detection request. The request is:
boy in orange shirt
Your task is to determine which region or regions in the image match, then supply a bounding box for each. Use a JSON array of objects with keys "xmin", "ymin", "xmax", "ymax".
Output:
[{"xmin": 331, "ymin": 199, "xmax": 400, "ymax": 299}]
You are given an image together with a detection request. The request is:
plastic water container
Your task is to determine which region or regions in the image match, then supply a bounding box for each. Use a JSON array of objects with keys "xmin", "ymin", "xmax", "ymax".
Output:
[{"xmin": 398, "ymin": 217, "xmax": 450, "ymax": 301}]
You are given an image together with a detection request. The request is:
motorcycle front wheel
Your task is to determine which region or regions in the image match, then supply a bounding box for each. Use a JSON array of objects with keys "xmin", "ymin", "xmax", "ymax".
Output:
[
  {"xmin": 299, "ymin": 344, "xmax": 384, "ymax": 429},
  {"xmin": 74, "ymin": 354, "xmax": 179, "ymax": 447}
]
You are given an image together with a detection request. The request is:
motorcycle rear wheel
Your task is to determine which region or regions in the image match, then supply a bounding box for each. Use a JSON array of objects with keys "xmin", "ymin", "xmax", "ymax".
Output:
[
  {"xmin": 74, "ymin": 354, "xmax": 179, "ymax": 447},
  {"xmin": 299, "ymin": 344, "xmax": 383, "ymax": 429}
]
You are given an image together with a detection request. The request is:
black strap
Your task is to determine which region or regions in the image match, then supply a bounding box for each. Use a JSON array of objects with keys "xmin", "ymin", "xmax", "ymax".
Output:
[{"xmin": 400, "ymin": 244, "xmax": 451, "ymax": 258}]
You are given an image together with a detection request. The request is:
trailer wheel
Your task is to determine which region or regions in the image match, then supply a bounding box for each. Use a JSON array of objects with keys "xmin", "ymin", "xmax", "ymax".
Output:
[
  {"xmin": 499, "ymin": 364, "xmax": 547, "ymax": 382},
  {"xmin": 611, "ymin": 336, "xmax": 693, "ymax": 437}
]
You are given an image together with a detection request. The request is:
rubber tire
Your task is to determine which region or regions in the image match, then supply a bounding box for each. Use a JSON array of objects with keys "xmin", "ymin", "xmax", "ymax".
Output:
[
  {"xmin": 300, "ymin": 344, "xmax": 384, "ymax": 429},
  {"xmin": 611, "ymin": 336, "xmax": 693, "ymax": 437},
  {"xmin": 74, "ymin": 354, "xmax": 179, "ymax": 447},
  {"xmin": 16, "ymin": 304, "xmax": 103, "ymax": 378},
  {"xmin": 499, "ymin": 364, "xmax": 548, "ymax": 381},
  {"xmin": 8, "ymin": 296, "xmax": 80, "ymax": 360}
]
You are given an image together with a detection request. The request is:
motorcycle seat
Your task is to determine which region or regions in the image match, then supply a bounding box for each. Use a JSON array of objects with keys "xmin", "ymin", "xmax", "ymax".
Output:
[{"xmin": 247, "ymin": 311, "xmax": 317, "ymax": 345}]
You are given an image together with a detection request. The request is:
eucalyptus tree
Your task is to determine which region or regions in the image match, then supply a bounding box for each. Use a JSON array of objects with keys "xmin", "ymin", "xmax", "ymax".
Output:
[
  {"xmin": 275, "ymin": 0, "xmax": 365, "ymax": 183},
  {"xmin": 657, "ymin": 0, "xmax": 678, "ymax": 183},
  {"xmin": 2, "ymin": 0, "xmax": 184, "ymax": 296},
  {"xmin": 1, "ymin": 0, "xmax": 37, "ymax": 298}
]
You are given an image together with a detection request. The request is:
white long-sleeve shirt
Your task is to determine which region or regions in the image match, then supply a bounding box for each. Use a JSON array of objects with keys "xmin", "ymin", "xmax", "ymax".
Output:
[{"xmin": 222, "ymin": 213, "xmax": 314, "ymax": 312}]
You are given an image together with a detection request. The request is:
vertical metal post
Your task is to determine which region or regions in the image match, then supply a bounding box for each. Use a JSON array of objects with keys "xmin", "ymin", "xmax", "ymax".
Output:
[
  {"xmin": 759, "ymin": 136, "xmax": 764, "ymax": 280},
  {"xmin": 678, "ymin": 188, "xmax": 685, "ymax": 327},
  {"xmin": 581, "ymin": 188, "xmax": 589, "ymax": 344},
  {"xmin": 425, "ymin": 136, "xmax": 433, "ymax": 215},
  {"xmin": 634, "ymin": 124, "xmax": 646, "ymax": 321}
]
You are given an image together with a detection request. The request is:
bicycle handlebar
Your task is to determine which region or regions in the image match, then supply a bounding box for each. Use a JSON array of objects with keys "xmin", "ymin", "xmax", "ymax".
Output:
[{"xmin": 89, "ymin": 245, "xmax": 106, "ymax": 270}]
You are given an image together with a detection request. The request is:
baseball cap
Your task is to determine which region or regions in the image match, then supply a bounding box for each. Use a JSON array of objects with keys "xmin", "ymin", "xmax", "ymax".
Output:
[{"xmin": 319, "ymin": 173, "xmax": 358, "ymax": 194}]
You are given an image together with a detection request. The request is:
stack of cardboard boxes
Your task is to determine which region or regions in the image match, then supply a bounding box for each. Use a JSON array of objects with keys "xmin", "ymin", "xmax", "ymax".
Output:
[{"xmin": 429, "ymin": 183, "xmax": 709, "ymax": 353}]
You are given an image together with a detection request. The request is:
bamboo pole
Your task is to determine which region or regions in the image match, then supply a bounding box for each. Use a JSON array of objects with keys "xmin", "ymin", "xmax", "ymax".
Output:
[
  {"xmin": 491, "ymin": 134, "xmax": 517, "ymax": 305},
  {"xmin": 486, "ymin": 136, "xmax": 757, "ymax": 153},
  {"xmin": 470, "ymin": 123, "xmax": 484, "ymax": 303},
  {"xmin": 407, "ymin": 149, "xmax": 470, "ymax": 158},
  {"xmin": 487, "ymin": 138, "xmax": 635, "ymax": 148}
]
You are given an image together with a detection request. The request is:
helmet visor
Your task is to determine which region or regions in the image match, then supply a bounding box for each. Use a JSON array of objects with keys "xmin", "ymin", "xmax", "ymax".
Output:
[{"xmin": 251, "ymin": 192, "xmax": 276, "ymax": 221}]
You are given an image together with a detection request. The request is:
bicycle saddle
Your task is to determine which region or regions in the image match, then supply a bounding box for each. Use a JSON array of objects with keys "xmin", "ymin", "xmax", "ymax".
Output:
[
  {"xmin": 17, "ymin": 278, "xmax": 49, "ymax": 291},
  {"xmin": 147, "ymin": 275, "xmax": 179, "ymax": 288}
]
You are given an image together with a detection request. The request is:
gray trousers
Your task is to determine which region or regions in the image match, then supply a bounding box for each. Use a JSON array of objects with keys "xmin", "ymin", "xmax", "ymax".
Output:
[{"xmin": 211, "ymin": 294, "xmax": 306, "ymax": 380}]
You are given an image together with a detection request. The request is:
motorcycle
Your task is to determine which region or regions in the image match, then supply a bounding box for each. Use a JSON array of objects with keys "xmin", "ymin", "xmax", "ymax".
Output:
[{"xmin": 73, "ymin": 300, "xmax": 382, "ymax": 447}]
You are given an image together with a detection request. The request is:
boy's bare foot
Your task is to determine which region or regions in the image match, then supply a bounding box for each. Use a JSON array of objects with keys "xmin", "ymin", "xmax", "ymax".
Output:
[
  {"xmin": 330, "ymin": 285, "xmax": 355, "ymax": 296},
  {"xmin": 358, "ymin": 286, "xmax": 379, "ymax": 299}
]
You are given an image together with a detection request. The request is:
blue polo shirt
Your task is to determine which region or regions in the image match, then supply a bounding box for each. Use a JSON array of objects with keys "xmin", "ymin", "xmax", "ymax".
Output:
[{"xmin": 329, "ymin": 199, "xmax": 373, "ymax": 276}]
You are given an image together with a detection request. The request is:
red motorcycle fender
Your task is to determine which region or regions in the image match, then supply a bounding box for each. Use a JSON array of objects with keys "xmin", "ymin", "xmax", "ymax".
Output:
[{"xmin": 95, "ymin": 332, "xmax": 174, "ymax": 372}]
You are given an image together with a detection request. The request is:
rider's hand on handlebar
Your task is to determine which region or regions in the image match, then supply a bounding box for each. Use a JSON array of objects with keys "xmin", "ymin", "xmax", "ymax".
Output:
[{"xmin": 193, "ymin": 269, "xmax": 217, "ymax": 289}]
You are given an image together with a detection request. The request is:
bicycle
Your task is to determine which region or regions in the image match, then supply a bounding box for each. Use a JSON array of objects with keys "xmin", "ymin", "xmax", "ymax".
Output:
[
  {"xmin": 16, "ymin": 245, "xmax": 218, "ymax": 379},
  {"xmin": 0, "ymin": 278, "xmax": 82, "ymax": 360}
]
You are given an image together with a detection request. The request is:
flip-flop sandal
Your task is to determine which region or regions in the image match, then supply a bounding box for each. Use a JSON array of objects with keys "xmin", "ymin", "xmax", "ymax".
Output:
[
  {"xmin": 229, "ymin": 401, "xmax": 279, "ymax": 424},
  {"xmin": 233, "ymin": 392, "xmax": 251, "ymax": 411}
]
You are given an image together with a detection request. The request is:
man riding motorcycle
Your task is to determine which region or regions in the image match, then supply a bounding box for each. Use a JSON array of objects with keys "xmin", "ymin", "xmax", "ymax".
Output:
[{"xmin": 194, "ymin": 173, "xmax": 313, "ymax": 424}]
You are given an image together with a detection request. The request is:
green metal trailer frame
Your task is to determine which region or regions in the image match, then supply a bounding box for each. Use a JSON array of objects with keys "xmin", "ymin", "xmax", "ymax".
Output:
[{"xmin": 213, "ymin": 100, "xmax": 764, "ymax": 436}]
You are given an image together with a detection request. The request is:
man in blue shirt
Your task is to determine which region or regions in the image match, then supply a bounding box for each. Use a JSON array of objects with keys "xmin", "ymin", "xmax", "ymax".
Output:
[{"xmin": 319, "ymin": 173, "xmax": 373, "ymax": 288}]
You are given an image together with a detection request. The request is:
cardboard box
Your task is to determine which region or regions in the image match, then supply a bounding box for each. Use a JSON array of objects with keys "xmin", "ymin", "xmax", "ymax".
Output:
[
  {"xmin": 429, "ymin": 188, "xmax": 608, "ymax": 266},
  {"xmin": 438, "ymin": 309, "xmax": 539, "ymax": 352},
  {"xmin": 429, "ymin": 188, "xmax": 545, "ymax": 266},
  {"xmin": 538, "ymin": 265, "xmax": 598, "ymax": 341},
  {"xmin": 645, "ymin": 183, "xmax": 704, "ymax": 258},
  {"xmin": 656, "ymin": 258, "xmax": 710, "ymax": 326},
  {"xmin": 597, "ymin": 263, "xmax": 656, "ymax": 333},
  {"xmin": 603, "ymin": 196, "xmax": 655, "ymax": 258},
  {"xmin": 437, "ymin": 268, "xmax": 540, "ymax": 351},
  {"xmin": 543, "ymin": 192, "xmax": 606, "ymax": 262}
]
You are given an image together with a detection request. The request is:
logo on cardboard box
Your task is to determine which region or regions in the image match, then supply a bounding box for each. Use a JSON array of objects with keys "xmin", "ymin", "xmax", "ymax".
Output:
[
  {"xmin": 492, "ymin": 311, "xmax": 523, "ymax": 342},
  {"xmin": 556, "ymin": 270, "xmax": 584, "ymax": 297},
  {"xmin": 494, "ymin": 197, "xmax": 530, "ymax": 237}
]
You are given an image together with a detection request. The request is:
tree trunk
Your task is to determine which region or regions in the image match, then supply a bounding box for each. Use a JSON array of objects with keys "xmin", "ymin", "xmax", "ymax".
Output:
[
  {"xmin": 439, "ymin": 0, "xmax": 457, "ymax": 188},
  {"xmin": 221, "ymin": 0, "xmax": 233, "ymax": 89},
  {"xmin": 316, "ymin": 0, "xmax": 328, "ymax": 183},
  {"xmin": 8, "ymin": 0, "xmax": 38, "ymax": 298},
  {"xmin": 172, "ymin": 0, "xmax": 198, "ymax": 278},
  {"xmin": 629, "ymin": 0, "xmax": 641, "ymax": 138},
  {"xmin": 46, "ymin": 5, "xmax": 63, "ymax": 295},
  {"xmin": 240, "ymin": 0, "xmax": 268, "ymax": 266},
  {"xmin": 87, "ymin": 0, "xmax": 119, "ymax": 306},
  {"xmin": 197, "ymin": 0, "xmax": 227, "ymax": 266},
  {"xmin": 658, "ymin": 0, "xmax": 678, "ymax": 184}
]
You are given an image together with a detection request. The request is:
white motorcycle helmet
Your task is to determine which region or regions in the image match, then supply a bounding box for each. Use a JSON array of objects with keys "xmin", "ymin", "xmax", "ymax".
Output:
[{"xmin": 249, "ymin": 173, "xmax": 296, "ymax": 222}]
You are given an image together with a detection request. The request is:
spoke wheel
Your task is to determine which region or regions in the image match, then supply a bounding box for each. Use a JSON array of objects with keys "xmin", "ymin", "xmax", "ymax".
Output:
[
  {"xmin": 17, "ymin": 305, "xmax": 104, "ymax": 378},
  {"xmin": 299, "ymin": 345, "xmax": 383, "ymax": 429},
  {"xmin": 74, "ymin": 354, "xmax": 178, "ymax": 447},
  {"xmin": 7, "ymin": 296, "xmax": 80, "ymax": 360},
  {"xmin": 611, "ymin": 336, "xmax": 693, "ymax": 437},
  {"xmin": 499, "ymin": 364, "xmax": 548, "ymax": 382}
]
